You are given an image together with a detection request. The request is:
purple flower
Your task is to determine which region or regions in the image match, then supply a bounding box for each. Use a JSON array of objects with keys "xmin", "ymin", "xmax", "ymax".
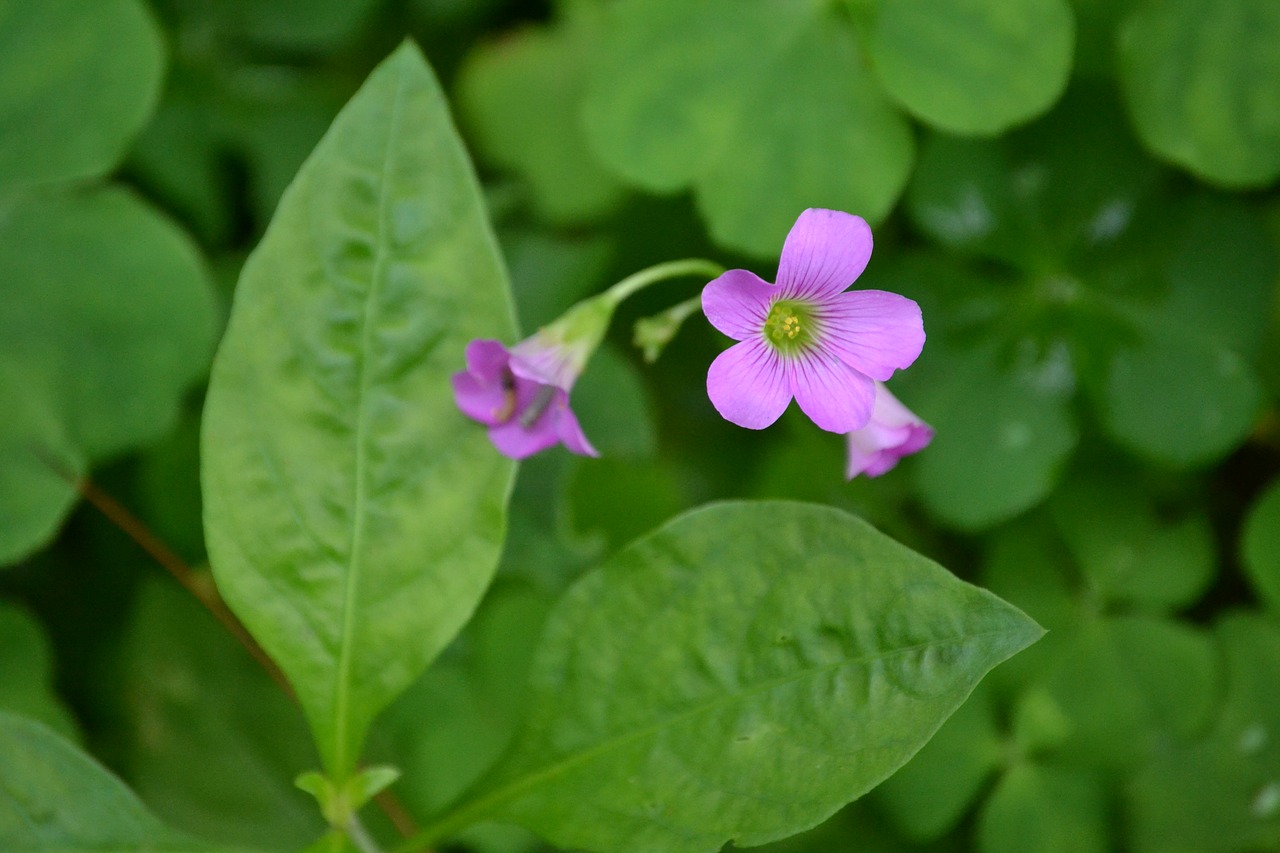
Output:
[
  {"xmin": 846, "ymin": 383, "xmax": 933, "ymax": 479},
  {"xmin": 702, "ymin": 209, "xmax": 925, "ymax": 433},
  {"xmin": 451, "ymin": 339, "xmax": 597, "ymax": 460}
]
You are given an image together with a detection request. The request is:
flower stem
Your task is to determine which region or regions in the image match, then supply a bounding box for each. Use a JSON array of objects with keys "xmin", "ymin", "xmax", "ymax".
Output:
[
  {"xmin": 346, "ymin": 815, "xmax": 385, "ymax": 853},
  {"xmin": 602, "ymin": 258, "xmax": 725, "ymax": 306}
]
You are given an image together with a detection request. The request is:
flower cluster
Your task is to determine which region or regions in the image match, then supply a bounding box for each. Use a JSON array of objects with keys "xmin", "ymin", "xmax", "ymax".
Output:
[
  {"xmin": 453, "ymin": 208, "xmax": 932, "ymax": 478},
  {"xmin": 451, "ymin": 338, "xmax": 597, "ymax": 460},
  {"xmin": 702, "ymin": 208, "xmax": 932, "ymax": 477}
]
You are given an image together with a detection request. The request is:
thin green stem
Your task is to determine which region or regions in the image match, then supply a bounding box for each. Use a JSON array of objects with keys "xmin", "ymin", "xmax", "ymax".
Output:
[
  {"xmin": 602, "ymin": 257, "xmax": 725, "ymax": 306},
  {"xmin": 346, "ymin": 814, "xmax": 385, "ymax": 853}
]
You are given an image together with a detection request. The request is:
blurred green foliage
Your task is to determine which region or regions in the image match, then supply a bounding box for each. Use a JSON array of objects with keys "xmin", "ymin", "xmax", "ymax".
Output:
[{"xmin": 1, "ymin": 0, "xmax": 1279, "ymax": 851}]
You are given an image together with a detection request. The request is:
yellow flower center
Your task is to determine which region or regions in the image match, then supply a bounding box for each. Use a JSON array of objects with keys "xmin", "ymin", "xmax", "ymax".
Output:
[{"xmin": 763, "ymin": 299, "xmax": 816, "ymax": 353}]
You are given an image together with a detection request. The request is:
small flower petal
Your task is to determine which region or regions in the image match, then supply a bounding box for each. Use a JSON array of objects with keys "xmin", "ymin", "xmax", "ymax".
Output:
[
  {"xmin": 707, "ymin": 339, "xmax": 792, "ymax": 430},
  {"xmin": 702, "ymin": 269, "xmax": 777, "ymax": 340},
  {"xmin": 822, "ymin": 289, "xmax": 925, "ymax": 381},
  {"xmin": 488, "ymin": 415, "xmax": 562, "ymax": 459},
  {"xmin": 790, "ymin": 348, "xmax": 875, "ymax": 433},
  {"xmin": 464, "ymin": 339, "xmax": 512, "ymax": 382},
  {"xmin": 554, "ymin": 401, "xmax": 600, "ymax": 457},
  {"xmin": 777, "ymin": 209, "xmax": 873, "ymax": 300},
  {"xmin": 845, "ymin": 384, "xmax": 933, "ymax": 479},
  {"xmin": 451, "ymin": 371, "xmax": 509, "ymax": 426}
]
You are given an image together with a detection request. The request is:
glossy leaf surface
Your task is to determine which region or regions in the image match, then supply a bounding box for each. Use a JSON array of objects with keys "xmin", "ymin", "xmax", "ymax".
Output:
[
  {"xmin": 436, "ymin": 501, "xmax": 1041, "ymax": 852},
  {"xmin": 203, "ymin": 42, "xmax": 517, "ymax": 781}
]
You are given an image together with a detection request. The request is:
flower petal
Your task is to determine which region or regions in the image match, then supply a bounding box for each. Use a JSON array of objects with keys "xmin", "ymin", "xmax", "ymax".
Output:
[
  {"xmin": 790, "ymin": 348, "xmax": 875, "ymax": 433},
  {"xmin": 701, "ymin": 269, "xmax": 776, "ymax": 340},
  {"xmin": 464, "ymin": 339, "xmax": 512, "ymax": 382},
  {"xmin": 777, "ymin": 209, "xmax": 873, "ymax": 300},
  {"xmin": 488, "ymin": 417, "xmax": 561, "ymax": 460},
  {"xmin": 821, "ymin": 290, "xmax": 925, "ymax": 381},
  {"xmin": 554, "ymin": 402, "xmax": 599, "ymax": 457},
  {"xmin": 707, "ymin": 339, "xmax": 791, "ymax": 429},
  {"xmin": 452, "ymin": 371, "xmax": 510, "ymax": 426}
]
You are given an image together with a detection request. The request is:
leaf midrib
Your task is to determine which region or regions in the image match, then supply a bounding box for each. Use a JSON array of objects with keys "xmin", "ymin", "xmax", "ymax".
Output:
[
  {"xmin": 331, "ymin": 57, "xmax": 410, "ymax": 781},
  {"xmin": 436, "ymin": 624, "xmax": 1025, "ymax": 836}
]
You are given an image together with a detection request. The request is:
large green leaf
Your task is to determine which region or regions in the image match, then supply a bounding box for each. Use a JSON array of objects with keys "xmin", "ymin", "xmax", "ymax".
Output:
[
  {"xmin": 0, "ymin": 711, "xmax": 213, "ymax": 851},
  {"xmin": 0, "ymin": 0, "xmax": 163, "ymax": 192},
  {"xmin": 421, "ymin": 501, "xmax": 1041, "ymax": 851},
  {"xmin": 1118, "ymin": 0, "xmax": 1280, "ymax": 187},
  {"xmin": 203, "ymin": 42, "xmax": 517, "ymax": 782},
  {"xmin": 0, "ymin": 187, "xmax": 216, "ymax": 565},
  {"xmin": 581, "ymin": 0, "xmax": 912, "ymax": 255},
  {"xmin": 862, "ymin": 0, "xmax": 1075, "ymax": 135}
]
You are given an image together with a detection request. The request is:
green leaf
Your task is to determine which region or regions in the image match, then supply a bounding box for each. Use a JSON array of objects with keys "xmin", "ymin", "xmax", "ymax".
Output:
[
  {"xmin": 456, "ymin": 7, "xmax": 627, "ymax": 224},
  {"xmin": 874, "ymin": 684, "xmax": 1004, "ymax": 841},
  {"xmin": 118, "ymin": 580, "xmax": 323, "ymax": 850},
  {"xmin": 1118, "ymin": 0, "xmax": 1280, "ymax": 187},
  {"xmin": 862, "ymin": 0, "xmax": 1075, "ymax": 135},
  {"xmin": 1242, "ymin": 477, "xmax": 1280, "ymax": 612},
  {"xmin": 582, "ymin": 0, "xmax": 912, "ymax": 255},
  {"xmin": 1037, "ymin": 616, "xmax": 1220, "ymax": 770},
  {"xmin": 0, "ymin": 0, "xmax": 164, "ymax": 192},
  {"xmin": 1098, "ymin": 330, "xmax": 1263, "ymax": 467},
  {"xmin": 978, "ymin": 763, "xmax": 1109, "ymax": 853},
  {"xmin": 203, "ymin": 42, "xmax": 518, "ymax": 781},
  {"xmin": 0, "ymin": 187, "xmax": 216, "ymax": 565},
  {"xmin": 426, "ymin": 501, "xmax": 1042, "ymax": 852},
  {"xmin": 906, "ymin": 342, "xmax": 1079, "ymax": 531},
  {"xmin": 1092, "ymin": 197, "xmax": 1274, "ymax": 466},
  {"xmin": 0, "ymin": 602, "xmax": 77, "ymax": 740},
  {"xmin": 1126, "ymin": 614, "xmax": 1280, "ymax": 852},
  {"xmin": 1050, "ymin": 474, "xmax": 1215, "ymax": 611},
  {"xmin": 0, "ymin": 711, "xmax": 213, "ymax": 851}
]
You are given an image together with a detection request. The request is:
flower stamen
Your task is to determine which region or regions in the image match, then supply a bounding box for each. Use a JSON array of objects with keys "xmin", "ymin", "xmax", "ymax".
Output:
[{"xmin": 519, "ymin": 385, "xmax": 558, "ymax": 428}]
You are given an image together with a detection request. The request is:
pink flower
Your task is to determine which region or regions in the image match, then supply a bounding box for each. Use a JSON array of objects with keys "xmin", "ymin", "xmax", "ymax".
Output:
[
  {"xmin": 451, "ymin": 339, "xmax": 597, "ymax": 460},
  {"xmin": 702, "ymin": 209, "xmax": 924, "ymax": 433},
  {"xmin": 846, "ymin": 383, "xmax": 933, "ymax": 479}
]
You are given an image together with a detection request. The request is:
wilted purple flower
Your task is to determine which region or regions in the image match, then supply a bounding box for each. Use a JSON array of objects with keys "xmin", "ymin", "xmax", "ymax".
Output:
[
  {"xmin": 702, "ymin": 209, "xmax": 924, "ymax": 433},
  {"xmin": 846, "ymin": 383, "xmax": 933, "ymax": 479},
  {"xmin": 452, "ymin": 339, "xmax": 597, "ymax": 460}
]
